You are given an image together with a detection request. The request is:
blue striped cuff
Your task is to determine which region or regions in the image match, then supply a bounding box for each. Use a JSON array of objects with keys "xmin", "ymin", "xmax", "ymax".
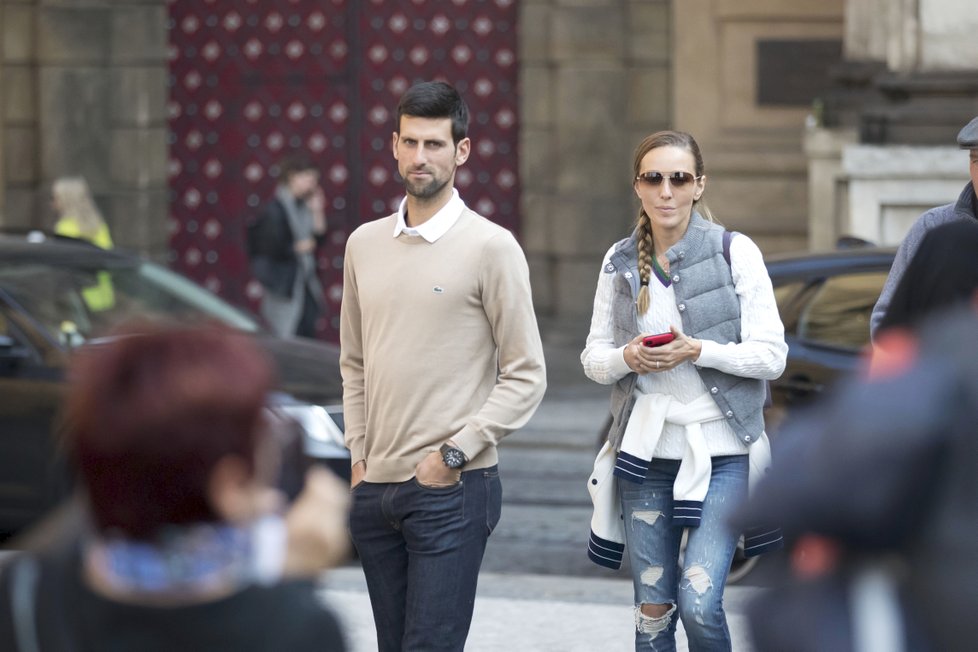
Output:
[
  {"xmin": 743, "ymin": 527, "xmax": 784, "ymax": 557},
  {"xmin": 613, "ymin": 451, "xmax": 649, "ymax": 484},
  {"xmin": 587, "ymin": 531, "xmax": 624, "ymax": 570},
  {"xmin": 672, "ymin": 500, "xmax": 703, "ymax": 527}
]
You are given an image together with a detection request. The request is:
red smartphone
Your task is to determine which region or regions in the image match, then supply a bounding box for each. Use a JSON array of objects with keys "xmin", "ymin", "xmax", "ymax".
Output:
[{"xmin": 642, "ymin": 332, "xmax": 675, "ymax": 348}]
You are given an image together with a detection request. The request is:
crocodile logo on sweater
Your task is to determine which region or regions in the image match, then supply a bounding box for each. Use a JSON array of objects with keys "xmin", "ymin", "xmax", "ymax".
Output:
[{"xmin": 433, "ymin": 286, "xmax": 445, "ymax": 294}]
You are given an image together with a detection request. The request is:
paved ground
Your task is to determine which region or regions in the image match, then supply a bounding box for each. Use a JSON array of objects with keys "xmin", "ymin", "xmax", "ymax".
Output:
[{"xmin": 320, "ymin": 565, "xmax": 762, "ymax": 651}]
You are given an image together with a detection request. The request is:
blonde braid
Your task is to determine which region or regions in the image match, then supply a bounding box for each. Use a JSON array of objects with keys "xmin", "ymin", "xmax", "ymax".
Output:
[{"xmin": 635, "ymin": 210, "xmax": 653, "ymax": 314}]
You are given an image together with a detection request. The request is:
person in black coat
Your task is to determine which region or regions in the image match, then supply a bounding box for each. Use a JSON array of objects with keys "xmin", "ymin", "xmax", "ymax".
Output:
[
  {"xmin": 737, "ymin": 223, "xmax": 978, "ymax": 651},
  {"xmin": 248, "ymin": 155, "xmax": 327, "ymax": 338}
]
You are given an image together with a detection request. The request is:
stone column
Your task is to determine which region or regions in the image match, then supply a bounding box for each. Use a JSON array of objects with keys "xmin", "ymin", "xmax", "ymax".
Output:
[
  {"xmin": 803, "ymin": 125, "xmax": 858, "ymax": 250},
  {"xmin": 36, "ymin": 0, "xmax": 169, "ymax": 256},
  {"xmin": 519, "ymin": 0, "xmax": 672, "ymax": 322},
  {"xmin": 918, "ymin": 0, "xmax": 978, "ymax": 71},
  {"xmin": 1, "ymin": 0, "xmax": 39, "ymax": 228},
  {"xmin": 807, "ymin": 0, "xmax": 978, "ymax": 246},
  {"xmin": 0, "ymin": 6, "xmax": 5, "ymax": 220},
  {"xmin": 844, "ymin": 0, "xmax": 888, "ymax": 63}
]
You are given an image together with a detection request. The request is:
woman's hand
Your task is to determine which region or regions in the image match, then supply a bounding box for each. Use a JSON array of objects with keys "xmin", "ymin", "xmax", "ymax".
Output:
[
  {"xmin": 283, "ymin": 466, "xmax": 351, "ymax": 576},
  {"xmin": 624, "ymin": 326, "xmax": 702, "ymax": 374}
]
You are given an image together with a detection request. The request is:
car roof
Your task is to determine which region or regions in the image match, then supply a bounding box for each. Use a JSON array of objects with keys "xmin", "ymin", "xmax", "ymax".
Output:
[
  {"xmin": 765, "ymin": 245, "xmax": 896, "ymax": 281},
  {"xmin": 0, "ymin": 232, "xmax": 138, "ymax": 268}
]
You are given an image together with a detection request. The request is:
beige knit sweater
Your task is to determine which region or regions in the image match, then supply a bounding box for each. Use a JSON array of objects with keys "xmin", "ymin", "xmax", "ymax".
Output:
[{"xmin": 340, "ymin": 208, "xmax": 547, "ymax": 483}]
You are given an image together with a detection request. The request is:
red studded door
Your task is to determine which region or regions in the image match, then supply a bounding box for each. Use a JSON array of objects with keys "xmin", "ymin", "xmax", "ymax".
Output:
[{"xmin": 167, "ymin": 0, "xmax": 520, "ymax": 341}]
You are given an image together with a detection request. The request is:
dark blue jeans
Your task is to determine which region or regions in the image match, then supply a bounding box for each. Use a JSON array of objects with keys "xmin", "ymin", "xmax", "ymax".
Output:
[{"xmin": 349, "ymin": 465, "xmax": 502, "ymax": 652}]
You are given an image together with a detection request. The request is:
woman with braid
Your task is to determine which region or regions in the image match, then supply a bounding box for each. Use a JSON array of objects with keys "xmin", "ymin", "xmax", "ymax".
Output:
[{"xmin": 581, "ymin": 130, "xmax": 787, "ymax": 651}]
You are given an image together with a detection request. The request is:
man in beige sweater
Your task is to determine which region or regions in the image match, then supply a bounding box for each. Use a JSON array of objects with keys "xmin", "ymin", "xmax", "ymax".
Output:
[{"xmin": 340, "ymin": 81, "xmax": 547, "ymax": 651}]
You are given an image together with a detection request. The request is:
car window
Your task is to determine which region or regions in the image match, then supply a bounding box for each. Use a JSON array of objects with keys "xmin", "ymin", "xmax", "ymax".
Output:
[
  {"xmin": 772, "ymin": 281, "xmax": 808, "ymax": 331},
  {"xmin": 796, "ymin": 271, "xmax": 888, "ymax": 350},
  {"xmin": 0, "ymin": 261, "xmax": 260, "ymax": 345}
]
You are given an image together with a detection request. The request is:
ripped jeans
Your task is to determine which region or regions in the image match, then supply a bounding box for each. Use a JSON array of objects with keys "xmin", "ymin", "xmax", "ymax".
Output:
[{"xmin": 619, "ymin": 455, "xmax": 748, "ymax": 652}]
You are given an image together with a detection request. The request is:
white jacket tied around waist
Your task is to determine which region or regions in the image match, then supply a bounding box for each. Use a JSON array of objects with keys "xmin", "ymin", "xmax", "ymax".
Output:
[{"xmin": 587, "ymin": 391, "xmax": 781, "ymax": 570}]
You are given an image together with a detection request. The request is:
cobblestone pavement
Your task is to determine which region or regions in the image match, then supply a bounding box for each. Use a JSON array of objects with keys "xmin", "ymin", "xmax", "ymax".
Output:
[{"xmin": 320, "ymin": 565, "xmax": 761, "ymax": 651}]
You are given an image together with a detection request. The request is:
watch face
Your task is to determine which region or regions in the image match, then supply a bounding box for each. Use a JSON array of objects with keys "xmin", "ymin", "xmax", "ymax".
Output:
[{"xmin": 442, "ymin": 447, "xmax": 465, "ymax": 469}]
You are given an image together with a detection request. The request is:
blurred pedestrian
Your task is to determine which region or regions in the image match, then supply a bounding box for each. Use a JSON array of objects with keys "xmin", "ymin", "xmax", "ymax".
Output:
[
  {"xmin": 580, "ymin": 130, "xmax": 787, "ymax": 651},
  {"xmin": 51, "ymin": 176, "xmax": 113, "ymax": 250},
  {"xmin": 248, "ymin": 155, "xmax": 327, "ymax": 339},
  {"xmin": 51, "ymin": 176, "xmax": 115, "ymax": 311},
  {"xmin": 742, "ymin": 214, "xmax": 978, "ymax": 652},
  {"xmin": 870, "ymin": 218, "xmax": 978, "ymax": 380},
  {"xmin": 870, "ymin": 115, "xmax": 978, "ymax": 337},
  {"xmin": 0, "ymin": 320, "xmax": 348, "ymax": 651},
  {"xmin": 876, "ymin": 219, "xmax": 978, "ymax": 335},
  {"xmin": 340, "ymin": 80, "xmax": 547, "ymax": 651},
  {"xmin": 737, "ymin": 302, "xmax": 978, "ymax": 652}
]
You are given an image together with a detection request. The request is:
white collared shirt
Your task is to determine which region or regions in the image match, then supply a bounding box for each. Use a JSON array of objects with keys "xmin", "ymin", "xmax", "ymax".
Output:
[{"xmin": 393, "ymin": 188, "xmax": 465, "ymax": 243}]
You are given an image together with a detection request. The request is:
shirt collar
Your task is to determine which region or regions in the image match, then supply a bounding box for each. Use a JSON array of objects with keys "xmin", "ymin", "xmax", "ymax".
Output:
[{"xmin": 393, "ymin": 189, "xmax": 464, "ymax": 243}]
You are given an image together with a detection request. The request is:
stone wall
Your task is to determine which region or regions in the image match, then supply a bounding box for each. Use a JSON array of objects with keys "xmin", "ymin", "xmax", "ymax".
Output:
[
  {"xmin": 806, "ymin": 0, "xmax": 978, "ymax": 248},
  {"xmin": 674, "ymin": 0, "xmax": 846, "ymax": 254},
  {"xmin": 1, "ymin": 0, "xmax": 37, "ymax": 229},
  {"xmin": 519, "ymin": 0, "xmax": 673, "ymax": 319},
  {"xmin": 0, "ymin": 0, "xmax": 169, "ymax": 258}
]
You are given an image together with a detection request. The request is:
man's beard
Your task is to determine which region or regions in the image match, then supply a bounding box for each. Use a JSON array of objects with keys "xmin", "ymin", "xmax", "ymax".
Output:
[{"xmin": 403, "ymin": 168, "xmax": 453, "ymax": 200}]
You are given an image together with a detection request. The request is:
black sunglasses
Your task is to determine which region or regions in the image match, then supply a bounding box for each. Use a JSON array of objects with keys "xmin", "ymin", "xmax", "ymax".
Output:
[{"xmin": 635, "ymin": 171, "xmax": 701, "ymax": 187}]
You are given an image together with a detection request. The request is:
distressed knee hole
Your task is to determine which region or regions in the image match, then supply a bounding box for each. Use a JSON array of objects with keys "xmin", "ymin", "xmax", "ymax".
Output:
[
  {"xmin": 635, "ymin": 603, "xmax": 675, "ymax": 635},
  {"xmin": 682, "ymin": 565, "xmax": 713, "ymax": 595},
  {"xmin": 631, "ymin": 510, "xmax": 663, "ymax": 527},
  {"xmin": 640, "ymin": 565, "xmax": 664, "ymax": 587}
]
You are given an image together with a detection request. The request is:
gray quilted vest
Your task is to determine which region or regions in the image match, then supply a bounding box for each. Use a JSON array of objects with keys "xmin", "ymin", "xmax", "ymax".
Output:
[{"xmin": 603, "ymin": 212, "xmax": 767, "ymax": 450}]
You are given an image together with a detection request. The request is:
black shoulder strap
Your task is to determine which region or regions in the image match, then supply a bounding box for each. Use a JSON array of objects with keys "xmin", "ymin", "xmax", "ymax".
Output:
[
  {"xmin": 722, "ymin": 230, "xmax": 736, "ymax": 267},
  {"xmin": 722, "ymin": 229, "xmax": 773, "ymax": 408}
]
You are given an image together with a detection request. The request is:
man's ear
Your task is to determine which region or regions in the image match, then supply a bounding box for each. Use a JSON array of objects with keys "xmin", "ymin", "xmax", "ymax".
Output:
[
  {"xmin": 391, "ymin": 131, "xmax": 400, "ymax": 161},
  {"xmin": 454, "ymin": 137, "xmax": 471, "ymax": 166}
]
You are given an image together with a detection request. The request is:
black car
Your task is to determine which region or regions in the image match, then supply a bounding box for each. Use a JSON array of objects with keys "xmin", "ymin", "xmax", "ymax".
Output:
[
  {"xmin": 0, "ymin": 232, "xmax": 349, "ymax": 536},
  {"xmin": 765, "ymin": 245, "xmax": 896, "ymax": 433}
]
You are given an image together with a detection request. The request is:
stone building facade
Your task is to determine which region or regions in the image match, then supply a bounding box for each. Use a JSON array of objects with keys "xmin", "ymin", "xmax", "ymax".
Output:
[
  {"xmin": 518, "ymin": 0, "xmax": 673, "ymax": 317},
  {"xmin": 1, "ymin": 0, "xmax": 974, "ymax": 334},
  {"xmin": 804, "ymin": 0, "xmax": 978, "ymax": 249},
  {"xmin": 0, "ymin": 0, "xmax": 169, "ymax": 257}
]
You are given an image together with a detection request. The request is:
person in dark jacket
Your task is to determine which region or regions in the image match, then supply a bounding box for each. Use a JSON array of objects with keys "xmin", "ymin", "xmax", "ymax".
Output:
[
  {"xmin": 738, "ymin": 221, "xmax": 978, "ymax": 651},
  {"xmin": 248, "ymin": 155, "xmax": 327, "ymax": 338},
  {"xmin": 870, "ymin": 115, "xmax": 978, "ymax": 337}
]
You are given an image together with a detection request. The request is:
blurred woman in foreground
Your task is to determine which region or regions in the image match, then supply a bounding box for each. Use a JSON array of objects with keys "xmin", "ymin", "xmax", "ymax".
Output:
[{"xmin": 0, "ymin": 320, "xmax": 348, "ymax": 651}]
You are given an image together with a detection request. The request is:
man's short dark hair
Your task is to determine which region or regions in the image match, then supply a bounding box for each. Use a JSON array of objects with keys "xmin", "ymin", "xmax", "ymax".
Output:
[
  {"xmin": 396, "ymin": 81, "xmax": 469, "ymax": 145},
  {"xmin": 276, "ymin": 153, "xmax": 318, "ymax": 181}
]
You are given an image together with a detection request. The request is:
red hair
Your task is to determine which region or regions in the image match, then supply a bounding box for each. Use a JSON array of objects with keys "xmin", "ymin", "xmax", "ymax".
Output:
[{"xmin": 64, "ymin": 319, "xmax": 275, "ymax": 539}]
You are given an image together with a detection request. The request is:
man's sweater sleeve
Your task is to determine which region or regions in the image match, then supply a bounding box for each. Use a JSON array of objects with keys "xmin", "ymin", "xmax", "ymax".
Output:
[
  {"xmin": 339, "ymin": 235, "xmax": 366, "ymax": 464},
  {"xmin": 450, "ymin": 231, "xmax": 548, "ymax": 461}
]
